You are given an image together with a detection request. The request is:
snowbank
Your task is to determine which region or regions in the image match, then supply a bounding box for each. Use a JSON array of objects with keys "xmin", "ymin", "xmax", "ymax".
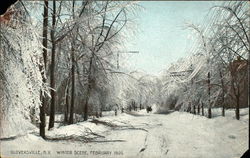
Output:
[{"xmin": 1, "ymin": 109, "xmax": 248, "ymax": 158}]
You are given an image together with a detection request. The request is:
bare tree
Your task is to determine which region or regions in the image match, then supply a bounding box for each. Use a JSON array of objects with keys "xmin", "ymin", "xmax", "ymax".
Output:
[
  {"xmin": 48, "ymin": 0, "xmax": 57, "ymax": 129},
  {"xmin": 211, "ymin": 2, "xmax": 249, "ymax": 119},
  {"xmin": 40, "ymin": 0, "xmax": 48, "ymax": 138}
]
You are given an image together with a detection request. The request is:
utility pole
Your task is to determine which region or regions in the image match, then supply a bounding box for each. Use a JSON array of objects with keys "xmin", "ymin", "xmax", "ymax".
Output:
[{"xmin": 116, "ymin": 51, "xmax": 139, "ymax": 69}]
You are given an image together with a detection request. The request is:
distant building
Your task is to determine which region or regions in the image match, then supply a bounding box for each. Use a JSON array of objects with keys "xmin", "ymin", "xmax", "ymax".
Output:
[{"xmin": 226, "ymin": 57, "xmax": 248, "ymax": 108}]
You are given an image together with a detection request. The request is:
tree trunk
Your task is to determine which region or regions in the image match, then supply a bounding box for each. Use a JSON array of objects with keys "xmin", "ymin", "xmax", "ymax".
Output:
[
  {"xmin": 247, "ymin": 47, "xmax": 250, "ymax": 146},
  {"xmin": 83, "ymin": 54, "xmax": 94, "ymax": 121},
  {"xmin": 69, "ymin": 44, "xmax": 75, "ymax": 124},
  {"xmin": 222, "ymin": 104, "xmax": 225, "ymax": 117},
  {"xmin": 197, "ymin": 103, "xmax": 200, "ymax": 115},
  {"xmin": 248, "ymin": 49, "xmax": 250, "ymax": 146},
  {"xmin": 83, "ymin": 88, "xmax": 89, "ymax": 121},
  {"xmin": 220, "ymin": 71, "xmax": 225, "ymax": 117},
  {"xmin": 236, "ymin": 95, "xmax": 240, "ymax": 120},
  {"xmin": 208, "ymin": 72, "xmax": 212, "ymax": 118},
  {"xmin": 193, "ymin": 104, "xmax": 196, "ymax": 115},
  {"xmin": 99, "ymin": 107, "xmax": 102, "ymax": 117},
  {"xmin": 208, "ymin": 107, "xmax": 212, "ymax": 118},
  {"xmin": 39, "ymin": 97, "xmax": 46, "ymax": 138},
  {"xmin": 188, "ymin": 102, "xmax": 191, "ymax": 113},
  {"xmin": 69, "ymin": 0, "xmax": 76, "ymax": 124},
  {"xmin": 48, "ymin": 0, "xmax": 56, "ymax": 130},
  {"xmin": 201, "ymin": 102, "xmax": 204, "ymax": 116},
  {"xmin": 64, "ymin": 83, "xmax": 70, "ymax": 123},
  {"xmin": 39, "ymin": 0, "xmax": 48, "ymax": 139}
]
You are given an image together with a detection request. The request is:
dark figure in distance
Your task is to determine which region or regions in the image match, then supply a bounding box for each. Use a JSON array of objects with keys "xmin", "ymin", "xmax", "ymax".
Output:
[{"xmin": 146, "ymin": 106, "xmax": 152, "ymax": 113}]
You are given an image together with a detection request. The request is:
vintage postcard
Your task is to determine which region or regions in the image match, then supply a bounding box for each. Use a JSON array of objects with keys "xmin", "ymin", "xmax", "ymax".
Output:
[{"xmin": 0, "ymin": 0, "xmax": 249, "ymax": 158}]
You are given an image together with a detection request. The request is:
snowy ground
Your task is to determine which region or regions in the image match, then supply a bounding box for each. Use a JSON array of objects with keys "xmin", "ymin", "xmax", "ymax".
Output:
[{"xmin": 1, "ymin": 108, "xmax": 248, "ymax": 158}]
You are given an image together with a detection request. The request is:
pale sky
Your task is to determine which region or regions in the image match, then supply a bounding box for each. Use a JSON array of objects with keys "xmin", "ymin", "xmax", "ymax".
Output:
[{"xmin": 124, "ymin": 1, "xmax": 224, "ymax": 75}]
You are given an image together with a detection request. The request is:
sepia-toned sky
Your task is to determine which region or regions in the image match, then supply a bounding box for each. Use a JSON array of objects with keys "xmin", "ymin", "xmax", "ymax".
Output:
[{"xmin": 124, "ymin": 1, "xmax": 224, "ymax": 75}]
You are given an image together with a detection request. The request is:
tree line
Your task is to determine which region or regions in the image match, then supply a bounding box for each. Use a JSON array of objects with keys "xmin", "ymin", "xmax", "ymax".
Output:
[
  {"xmin": 160, "ymin": 1, "xmax": 249, "ymax": 120},
  {"xmin": 0, "ymin": 0, "xmax": 139, "ymax": 139}
]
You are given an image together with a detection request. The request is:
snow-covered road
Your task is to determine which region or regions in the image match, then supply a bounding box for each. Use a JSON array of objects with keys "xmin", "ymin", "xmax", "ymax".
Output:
[{"xmin": 1, "ymin": 109, "xmax": 248, "ymax": 158}]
